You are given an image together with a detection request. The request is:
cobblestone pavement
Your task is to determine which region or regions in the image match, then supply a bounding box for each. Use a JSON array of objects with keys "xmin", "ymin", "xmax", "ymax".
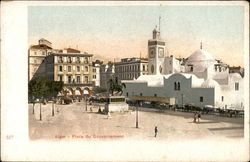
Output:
[{"xmin": 29, "ymin": 101, "xmax": 244, "ymax": 141}]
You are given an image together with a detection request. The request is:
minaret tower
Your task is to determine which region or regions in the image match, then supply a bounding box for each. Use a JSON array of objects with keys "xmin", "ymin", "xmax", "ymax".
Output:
[{"xmin": 148, "ymin": 16, "xmax": 166, "ymax": 75}]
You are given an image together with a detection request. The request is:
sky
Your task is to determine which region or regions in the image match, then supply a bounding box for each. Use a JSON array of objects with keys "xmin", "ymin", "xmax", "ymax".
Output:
[{"xmin": 28, "ymin": 5, "xmax": 245, "ymax": 67}]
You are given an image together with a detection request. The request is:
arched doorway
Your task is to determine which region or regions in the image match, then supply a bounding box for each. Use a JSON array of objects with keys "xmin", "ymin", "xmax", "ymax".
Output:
[
  {"xmin": 75, "ymin": 87, "xmax": 82, "ymax": 96},
  {"xmin": 67, "ymin": 87, "xmax": 74, "ymax": 96},
  {"xmin": 83, "ymin": 87, "xmax": 90, "ymax": 97}
]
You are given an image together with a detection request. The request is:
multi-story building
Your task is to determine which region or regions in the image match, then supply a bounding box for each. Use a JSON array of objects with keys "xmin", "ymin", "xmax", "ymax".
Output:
[
  {"xmin": 100, "ymin": 62, "xmax": 115, "ymax": 90},
  {"xmin": 114, "ymin": 57, "xmax": 148, "ymax": 82},
  {"xmin": 29, "ymin": 38, "xmax": 101, "ymax": 97},
  {"xmin": 92, "ymin": 60, "xmax": 102, "ymax": 87},
  {"xmin": 28, "ymin": 38, "xmax": 53, "ymax": 80},
  {"xmin": 45, "ymin": 50, "xmax": 96, "ymax": 96}
]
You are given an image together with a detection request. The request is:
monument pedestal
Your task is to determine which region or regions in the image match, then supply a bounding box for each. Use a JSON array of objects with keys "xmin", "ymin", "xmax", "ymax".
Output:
[{"xmin": 104, "ymin": 96, "xmax": 129, "ymax": 112}]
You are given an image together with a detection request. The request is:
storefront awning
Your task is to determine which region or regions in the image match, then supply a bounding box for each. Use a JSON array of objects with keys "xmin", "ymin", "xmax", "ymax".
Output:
[{"xmin": 131, "ymin": 96, "xmax": 175, "ymax": 104}]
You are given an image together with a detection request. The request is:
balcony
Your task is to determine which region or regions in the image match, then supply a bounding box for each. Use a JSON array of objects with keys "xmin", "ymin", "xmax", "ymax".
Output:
[
  {"xmin": 58, "ymin": 60, "xmax": 64, "ymax": 63},
  {"xmin": 65, "ymin": 81, "xmax": 95, "ymax": 87}
]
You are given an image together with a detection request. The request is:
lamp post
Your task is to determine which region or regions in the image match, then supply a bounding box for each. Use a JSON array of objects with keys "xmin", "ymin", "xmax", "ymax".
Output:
[
  {"xmin": 56, "ymin": 97, "xmax": 59, "ymax": 113},
  {"xmin": 40, "ymin": 97, "xmax": 43, "ymax": 121},
  {"xmin": 85, "ymin": 95, "xmax": 88, "ymax": 111},
  {"xmin": 32, "ymin": 96, "xmax": 35, "ymax": 114},
  {"xmin": 52, "ymin": 97, "xmax": 55, "ymax": 116},
  {"xmin": 181, "ymin": 94, "xmax": 184, "ymax": 108},
  {"xmin": 83, "ymin": 89, "xmax": 89, "ymax": 112},
  {"xmin": 136, "ymin": 100, "xmax": 139, "ymax": 128}
]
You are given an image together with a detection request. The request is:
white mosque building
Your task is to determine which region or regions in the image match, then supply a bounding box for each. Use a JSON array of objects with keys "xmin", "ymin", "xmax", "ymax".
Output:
[{"xmin": 122, "ymin": 26, "xmax": 244, "ymax": 110}]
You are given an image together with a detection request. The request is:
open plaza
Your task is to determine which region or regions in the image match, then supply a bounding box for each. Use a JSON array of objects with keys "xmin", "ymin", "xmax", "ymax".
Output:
[{"xmin": 29, "ymin": 101, "xmax": 243, "ymax": 141}]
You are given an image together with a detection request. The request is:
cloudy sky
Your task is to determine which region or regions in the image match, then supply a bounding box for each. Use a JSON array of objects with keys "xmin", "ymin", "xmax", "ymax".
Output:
[{"xmin": 28, "ymin": 5, "xmax": 245, "ymax": 66}]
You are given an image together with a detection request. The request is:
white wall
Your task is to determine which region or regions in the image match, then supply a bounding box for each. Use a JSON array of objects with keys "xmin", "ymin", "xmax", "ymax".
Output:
[{"xmin": 123, "ymin": 73, "xmax": 215, "ymax": 108}]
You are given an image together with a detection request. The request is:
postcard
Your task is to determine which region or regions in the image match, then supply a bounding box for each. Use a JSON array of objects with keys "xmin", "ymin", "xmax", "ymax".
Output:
[{"xmin": 1, "ymin": 1, "xmax": 249, "ymax": 161}]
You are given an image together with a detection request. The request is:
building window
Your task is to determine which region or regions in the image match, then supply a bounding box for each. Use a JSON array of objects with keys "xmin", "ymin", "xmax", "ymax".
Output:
[
  {"xmin": 34, "ymin": 59, "xmax": 37, "ymax": 63},
  {"xmin": 67, "ymin": 57, "xmax": 72, "ymax": 63},
  {"xmin": 76, "ymin": 57, "xmax": 80, "ymax": 63},
  {"xmin": 200, "ymin": 96, "xmax": 203, "ymax": 102},
  {"xmin": 93, "ymin": 68, "xmax": 96, "ymax": 72},
  {"xmin": 140, "ymin": 93, "xmax": 142, "ymax": 96},
  {"xmin": 68, "ymin": 76, "xmax": 72, "ymax": 83},
  {"xmin": 77, "ymin": 66, "xmax": 80, "ymax": 72},
  {"xmin": 235, "ymin": 82, "xmax": 239, "ymax": 91},
  {"xmin": 85, "ymin": 66, "xmax": 88, "ymax": 72},
  {"xmin": 42, "ymin": 51, "xmax": 45, "ymax": 55},
  {"xmin": 126, "ymin": 92, "xmax": 128, "ymax": 97},
  {"xmin": 151, "ymin": 65, "xmax": 154, "ymax": 73},
  {"xmin": 76, "ymin": 76, "xmax": 81, "ymax": 83},
  {"xmin": 59, "ymin": 75, "xmax": 63, "ymax": 81},
  {"xmin": 59, "ymin": 66, "xmax": 63, "ymax": 72},
  {"xmin": 93, "ymin": 75, "xmax": 96, "ymax": 79},
  {"xmin": 34, "ymin": 52, "xmax": 37, "ymax": 55},
  {"xmin": 154, "ymin": 94, "xmax": 157, "ymax": 97},
  {"xmin": 84, "ymin": 57, "xmax": 88, "ymax": 63},
  {"xmin": 159, "ymin": 66, "xmax": 163, "ymax": 74},
  {"xmin": 68, "ymin": 66, "xmax": 71, "ymax": 72},
  {"xmin": 84, "ymin": 76, "xmax": 88, "ymax": 82},
  {"xmin": 221, "ymin": 96, "xmax": 224, "ymax": 102},
  {"xmin": 174, "ymin": 82, "xmax": 180, "ymax": 91},
  {"xmin": 59, "ymin": 56, "xmax": 63, "ymax": 63},
  {"xmin": 190, "ymin": 66, "xmax": 193, "ymax": 72}
]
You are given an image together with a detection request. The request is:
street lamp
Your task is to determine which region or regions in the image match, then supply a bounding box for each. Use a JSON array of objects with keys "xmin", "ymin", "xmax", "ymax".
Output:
[
  {"xmin": 85, "ymin": 95, "xmax": 88, "ymax": 111},
  {"xmin": 83, "ymin": 89, "xmax": 89, "ymax": 112},
  {"xmin": 32, "ymin": 96, "xmax": 35, "ymax": 114},
  {"xmin": 40, "ymin": 97, "xmax": 43, "ymax": 121},
  {"xmin": 52, "ymin": 97, "xmax": 55, "ymax": 116},
  {"xmin": 56, "ymin": 97, "xmax": 59, "ymax": 113},
  {"xmin": 136, "ymin": 100, "xmax": 139, "ymax": 128},
  {"xmin": 181, "ymin": 94, "xmax": 184, "ymax": 108}
]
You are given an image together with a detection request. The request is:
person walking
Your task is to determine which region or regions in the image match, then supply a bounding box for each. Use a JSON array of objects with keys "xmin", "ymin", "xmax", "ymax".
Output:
[
  {"xmin": 197, "ymin": 112, "xmax": 201, "ymax": 122},
  {"xmin": 193, "ymin": 112, "xmax": 197, "ymax": 123},
  {"xmin": 154, "ymin": 126, "xmax": 158, "ymax": 137}
]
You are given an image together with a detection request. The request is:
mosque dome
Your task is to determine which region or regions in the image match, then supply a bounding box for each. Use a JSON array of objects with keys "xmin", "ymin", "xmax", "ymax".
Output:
[
  {"xmin": 185, "ymin": 49, "xmax": 217, "ymax": 73},
  {"xmin": 187, "ymin": 49, "xmax": 215, "ymax": 62},
  {"xmin": 201, "ymin": 78, "xmax": 220, "ymax": 88}
]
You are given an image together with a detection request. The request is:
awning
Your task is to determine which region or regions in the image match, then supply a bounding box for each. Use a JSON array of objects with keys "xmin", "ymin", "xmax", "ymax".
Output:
[
  {"xmin": 186, "ymin": 102, "xmax": 195, "ymax": 106},
  {"xmin": 131, "ymin": 96, "xmax": 175, "ymax": 104}
]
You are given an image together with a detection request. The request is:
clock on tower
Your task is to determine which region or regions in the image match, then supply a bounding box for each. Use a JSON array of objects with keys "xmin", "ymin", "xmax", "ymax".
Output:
[
  {"xmin": 149, "ymin": 48, "xmax": 155, "ymax": 58},
  {"xmin": 158, "ymin": 48, "xmax": 164, "ymax": 58}
]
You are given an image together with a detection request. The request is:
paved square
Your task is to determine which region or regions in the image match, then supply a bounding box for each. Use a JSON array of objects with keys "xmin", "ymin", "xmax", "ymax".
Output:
[{"xmin": 29, "ymin": 101, "xmax": 243, "ymax": 141}]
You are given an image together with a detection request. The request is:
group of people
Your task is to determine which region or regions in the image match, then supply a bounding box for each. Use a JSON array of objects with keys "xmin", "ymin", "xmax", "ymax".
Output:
[{"xmin": 193, "ymin": 112, "xmax": 201, "ymax": 123}]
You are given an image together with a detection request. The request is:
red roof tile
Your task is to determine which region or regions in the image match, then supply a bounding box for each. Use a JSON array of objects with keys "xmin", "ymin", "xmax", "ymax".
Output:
[{"xmin": 30, "ymin": 44, "xmax": 52, "ymax": 50}]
